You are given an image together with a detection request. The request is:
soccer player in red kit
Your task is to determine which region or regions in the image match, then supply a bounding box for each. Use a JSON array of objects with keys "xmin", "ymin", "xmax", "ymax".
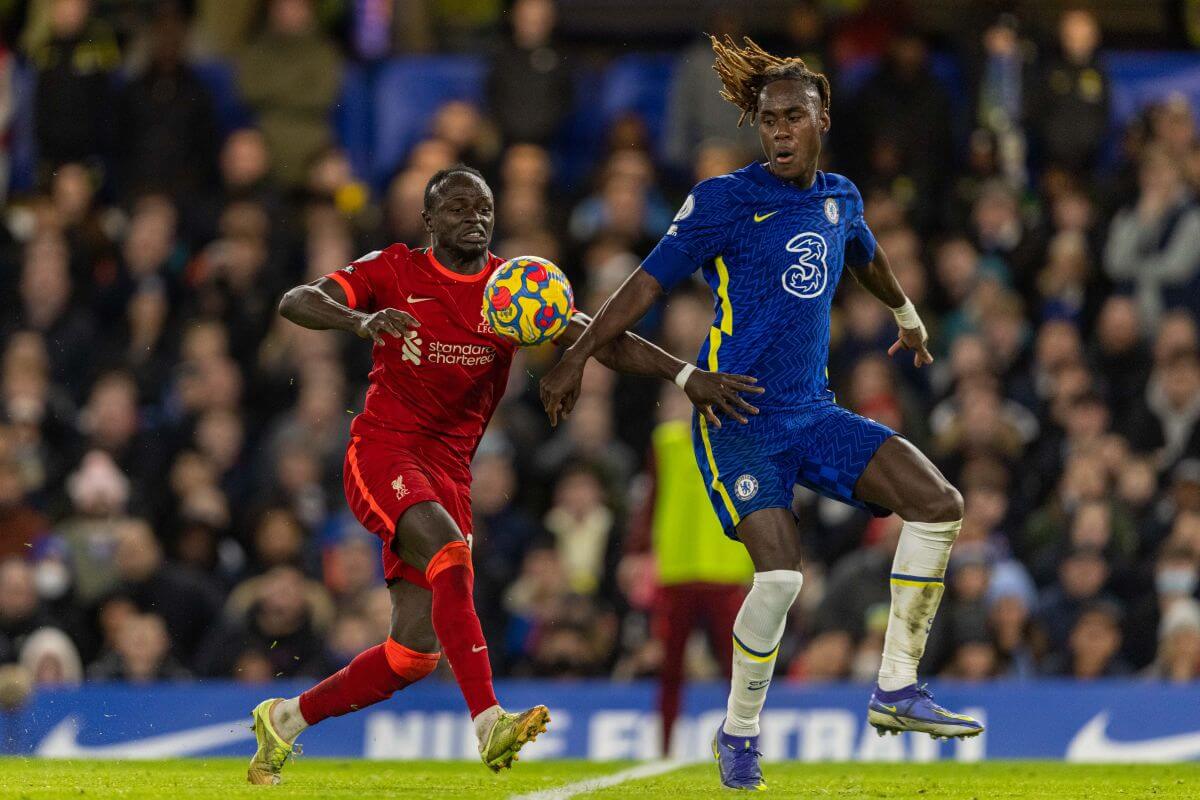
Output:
[{"xmin": 246, "ymin": 165, "xmax": 764, "ymax": 784}]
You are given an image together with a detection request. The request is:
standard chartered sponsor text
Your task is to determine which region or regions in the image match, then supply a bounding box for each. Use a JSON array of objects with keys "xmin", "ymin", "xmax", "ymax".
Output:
[{"xmin": 427, "ymin": 341, "xmax": 496, "ymax": 366}]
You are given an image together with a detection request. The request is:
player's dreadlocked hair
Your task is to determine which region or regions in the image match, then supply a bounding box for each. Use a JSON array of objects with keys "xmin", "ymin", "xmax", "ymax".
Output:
[
  {"xmin": 710, "ymin": 34, "xmax": 831, "ymax": 127},
  {"xmin": 424, "ymin": 164, "xmax": 486, "ymax": 209}
]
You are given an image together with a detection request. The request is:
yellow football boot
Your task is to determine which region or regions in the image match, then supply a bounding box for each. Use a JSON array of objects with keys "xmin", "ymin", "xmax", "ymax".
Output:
[
  {"xmin": 247, "ymin": 698, "xmax": 300, "ymax": 785},
  {"xmin": 478, "ymin": 705, "xmax": 551, "ymax": 772}
]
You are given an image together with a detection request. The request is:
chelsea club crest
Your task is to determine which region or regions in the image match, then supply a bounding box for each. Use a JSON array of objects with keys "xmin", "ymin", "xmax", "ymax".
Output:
[
  {"xmin": 735, "ymin": 474, "xmax": 759, "ymax": 501},
  {"xmin": 824, "ymin": 197, "xmax": 839, "ymax": 224}
]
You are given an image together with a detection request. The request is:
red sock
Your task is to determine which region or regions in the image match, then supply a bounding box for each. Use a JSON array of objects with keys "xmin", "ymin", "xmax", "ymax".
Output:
[
  {"xmin": 427, "ymin": 541, "xmax": 499, "ymax": 718},
  {"xmin": 298, "ymin": 639, "xmax": 439, "ymax": 725}
]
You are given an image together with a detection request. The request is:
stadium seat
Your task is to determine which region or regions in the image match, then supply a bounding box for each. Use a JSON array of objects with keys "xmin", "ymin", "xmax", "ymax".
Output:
[
  {"xmin": 370, "ymin": 56, "xmax": 487, "ymax": 187},
  {"xmin": 600, "ymin": 53, "xmax": 678, "ymax": 158},
  {"xmin": 191, "ymin": 60, "xmax": 255, "ymax": 134}
]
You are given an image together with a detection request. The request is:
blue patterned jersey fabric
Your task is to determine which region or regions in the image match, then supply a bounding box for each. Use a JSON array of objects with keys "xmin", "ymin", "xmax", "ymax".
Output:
[
  {"xmin": 642, "ymin": 162, "xmax": 877, "ymax": 410},
  {"xmin": 642, "ymin": 162, "xmax": 894, "ymax": 537}
]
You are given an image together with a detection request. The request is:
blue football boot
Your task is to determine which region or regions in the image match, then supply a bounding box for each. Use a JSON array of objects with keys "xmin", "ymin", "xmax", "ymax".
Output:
[
  {"xmin": 867, "ymin": 683, "xmax": 984, "ymax": 739},
  {"xmin": 712, "ymin": 723, "xmax": 766, "ymax": 791}
]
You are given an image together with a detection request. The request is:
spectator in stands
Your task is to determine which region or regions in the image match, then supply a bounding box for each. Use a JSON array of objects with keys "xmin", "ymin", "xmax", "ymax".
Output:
[
  {"xmin": 1126, "ymin": 542, "xmax": 1200, "ymax": 668},
  {"xmin": 248, "ymin": 507, "xmax": 310, "ymax": 575},
  {"xmin": 1090, "ymin": 296, "xmax": 1151, "ymax": 422},
  {"xmin": 971, "ymin": 180, "xmax": 1042, "ymax": 298},
  {"xmin": 1043, "ymin": 601, "xmax": 1131, "ymax": 678},
  {"xmin": 542, "ymin": 463, "xmax": 619, "ymax": 598},
  {"xmin": 844, "ymin": 30, "xmax": 953, "ymax": 232},
  {"xmin": 664, "ymin": 9, "xmax": 759, "ymax": 169},
  {"xmin": 968, "ymin": 14, "xmax": 1035, "ymax": 189},
  {"xmin": 471, "ymin": 449, "xmax": 543, "ymax": 668},
  {"xmin": 1144, "ymin": 598, "xmax": 1200, "ymax": 681},
  {"xmin": 504, "ymin": 547, "xmax": 569, "ymax": 667},
  {"xmin": 88, "ymin": 613, "xmax": 190, "ymax": 682},
  {"xmin": 320, "ymin": 526, "xmax": 380, "ymax": 613},
  {"xmin": 0, "ymin": 455, "xmax": 48, "ymax": 561},
  {"xmin": 813, "ymin": 517, "xmax": 901, "ymax": 643},
  {"xmin": 14, "ymin": 234, "xmax": 96, "ymax": 401},
  {"xmin": 1037, "ymin": 545, "xmax": 1114, "ymax": 646},
  {"xmin": 487, "ymin": 0, "xmax": 571, "ymax": 147},
  {"xmin": 235, "ymin": 0, "xmax": 342, "ymax": 188},
  {"xmin": 117, "ymin": 1, "xmax": 220, "ymax": 200},
  {"xmin": 51, "ymin": 161, "xmax": 116, "ymax": 275},
  {"xmin": 217, "ymin": 128, "xmax": 276, "ymax": 206},
  {"xmin": 789, "ymin": 631, "xmax": 853, "ymax": 683},
  {"xmin": 1032, "ymin": 9, "xmax": 1110, "ymax": 173},
  {"xmin": 30, "ymin": 0, "xmax": 120, "ymax": 176},
  {"xmin": 107, "ymin": 519, "xmax": 221, "ymax": 664},
  {"xmin": 1130, "ymin": 350, "xmax": 1200, "ymax": 471},
  {"xmin": 198, "ymin": 564, "xmax": 333, "ymax": 678},
  {"xmin": 75, "ymin": 371, "xmax": 160, "ymax": 507},
  {"xmin": 1105, "ymin": 145, "xmax": 1200, "ymax": 327},
  {"xmin": 987, "ymin": 570, "xmax": 1038, "ymax": 679},
  {"xmin": 0, "ymin": 559, "xmax": 58, "ymax": 665},
  {"xmin": 19, "ymin": 627, "xmax": 82, "ymax": 686}
]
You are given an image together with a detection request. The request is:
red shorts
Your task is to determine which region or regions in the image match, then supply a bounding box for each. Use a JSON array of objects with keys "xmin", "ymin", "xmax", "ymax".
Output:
[{"xmin": 342, "ymin": 431, "xmax": 473, "ymax": 588}]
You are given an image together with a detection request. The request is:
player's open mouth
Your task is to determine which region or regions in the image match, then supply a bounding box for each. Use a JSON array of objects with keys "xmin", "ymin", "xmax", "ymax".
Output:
[
  {"xmin": 774, "ymin": 151, "xmax": 795, "ymax": 165},
  {"xmin": 462, "ymin": 229, "xmax": 488, "ymax": 243}
]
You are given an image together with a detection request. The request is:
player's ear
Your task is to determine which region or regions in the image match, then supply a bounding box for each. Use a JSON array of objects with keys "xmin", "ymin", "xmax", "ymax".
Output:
[
  {"xmin": 819, "ymin": 108, "xmax": 831, "ymax": 135},
  {"xmin": 421, "ymin": 210, "xmax": 433, "ymax": 233}
]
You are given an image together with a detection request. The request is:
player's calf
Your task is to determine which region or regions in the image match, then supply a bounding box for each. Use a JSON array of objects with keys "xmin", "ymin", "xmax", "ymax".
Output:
[{"xmin": 247, "ymin": 640, "xmax": 439, "ymax": 785}]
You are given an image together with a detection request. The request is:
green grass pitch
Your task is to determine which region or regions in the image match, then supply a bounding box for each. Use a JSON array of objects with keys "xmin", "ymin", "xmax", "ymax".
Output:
[{"xmin": 1, "ymin": 759, "xmax": 1198, "ymax": 799}]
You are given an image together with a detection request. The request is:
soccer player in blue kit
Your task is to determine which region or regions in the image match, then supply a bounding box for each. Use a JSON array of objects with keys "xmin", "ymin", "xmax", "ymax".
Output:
[{"xmin": 541, "ymin": 36, "xmax": 983, "ymax": 789}]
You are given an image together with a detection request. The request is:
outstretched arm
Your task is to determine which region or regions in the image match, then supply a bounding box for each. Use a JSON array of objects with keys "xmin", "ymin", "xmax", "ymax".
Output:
[
  {"xmin": 846, "ymin": 245, "xmax": 933, "ymax": 368},
  {"xmin": 540, "ymin": 268, "xmax": 763, "ymax": 426},
  {"xmin": 278, "ymin": 277, "xmax": 418, "ymax": 345},
  {"xmin": 552, "ymin": 309, "xmax": 762, "ymax": 428}
]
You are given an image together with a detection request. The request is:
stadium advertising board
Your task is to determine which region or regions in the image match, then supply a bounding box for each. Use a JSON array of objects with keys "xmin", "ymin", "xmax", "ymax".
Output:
[{"xmin": 5, "ymin": 681, "xmax": 1200, "ymax": 762}]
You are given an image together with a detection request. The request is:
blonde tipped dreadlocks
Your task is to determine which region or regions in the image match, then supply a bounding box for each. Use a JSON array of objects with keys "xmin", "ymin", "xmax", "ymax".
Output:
[{"xmin": 710, "ymin": 34, "xmax": 831, "ymax": 127}]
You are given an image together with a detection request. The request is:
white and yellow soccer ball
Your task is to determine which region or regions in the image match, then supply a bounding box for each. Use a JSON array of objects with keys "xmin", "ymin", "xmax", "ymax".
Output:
[{"xmin": 483, "ymin": 256, "xmax": 574, "ymax": 346}]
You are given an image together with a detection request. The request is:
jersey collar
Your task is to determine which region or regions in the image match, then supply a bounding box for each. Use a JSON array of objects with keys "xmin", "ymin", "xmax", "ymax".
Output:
[
  {"xmin": 747, "ymin": 161, "xmax": 825, "ymax": 194},
  {"xmin": 424, "ymin": 248, "xmax": 494, "ymax": 282}
]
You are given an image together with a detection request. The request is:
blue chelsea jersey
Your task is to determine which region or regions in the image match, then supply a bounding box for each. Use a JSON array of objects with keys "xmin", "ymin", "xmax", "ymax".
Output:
[{"xmin": 642, "ymin": 162, "xmax": 877, "ymax": 410}]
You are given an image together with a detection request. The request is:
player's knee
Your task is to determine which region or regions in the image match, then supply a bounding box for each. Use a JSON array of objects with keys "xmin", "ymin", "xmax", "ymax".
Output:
[
  {"xmin": 385, "ymin": 637, "xmax": 441, "ymax": 685},
  {"xmin": 752, "ymin": 569, "xmax": 804, "ymax": 611},
  {"xmin": 923, "ymin": 482, "xmax": 963, "ymax": 523}
]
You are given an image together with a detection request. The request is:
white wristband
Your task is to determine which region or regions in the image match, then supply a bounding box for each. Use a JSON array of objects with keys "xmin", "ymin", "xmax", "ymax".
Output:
[
  {"xmin": 891, "ymin": 298, "xmax": 923, "ymax": 331},
  {"xmin": 674, "ymin": 363, "xmax": 697, "ymax": 390}
]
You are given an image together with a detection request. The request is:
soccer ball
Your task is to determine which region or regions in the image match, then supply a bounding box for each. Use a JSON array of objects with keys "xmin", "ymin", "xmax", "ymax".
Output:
[{"xmin": 483, "ymin": 256, "xmax": 574, "ymax": 346}]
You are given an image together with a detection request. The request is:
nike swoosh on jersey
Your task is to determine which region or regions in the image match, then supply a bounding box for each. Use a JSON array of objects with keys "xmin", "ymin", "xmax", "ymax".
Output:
[
  {"xmin": 471, "ymin": 644, "xmax": 488, "ymax": 653},
  {"xmin": 407, "ymin": 295, "xmax": 435, "ymax": 304},
  {"xmin": 753, "ymin": 210, "xmax": 779, "ymax": 222}
]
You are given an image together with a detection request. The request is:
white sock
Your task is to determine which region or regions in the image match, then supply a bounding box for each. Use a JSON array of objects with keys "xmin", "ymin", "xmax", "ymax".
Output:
[
  {"xmin": 271, "ymin": 697, "xmax": 309, "ymax": 742},
  {"xmin": 723, "ymin": 570, "xmax": 803, "ymax": 737},
  {"xmin": 473, "ymin": 704, "xmax": 503, "ymax": 748},
  {"xmin": 877, "ymin": 519, "xmax": 961, "ymax": 691}
]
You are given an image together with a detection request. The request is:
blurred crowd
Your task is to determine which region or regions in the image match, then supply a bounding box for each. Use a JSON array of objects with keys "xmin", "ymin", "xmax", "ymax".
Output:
[{"xmin": 0, "ymin": 0, "xmax": 1199, "ymax": 694}]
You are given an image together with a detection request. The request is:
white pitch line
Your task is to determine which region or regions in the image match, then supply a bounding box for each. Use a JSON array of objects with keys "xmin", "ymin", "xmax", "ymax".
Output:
[{"xmin": 508, "ymin": 760, "xmax": 690, "ymax": 800}]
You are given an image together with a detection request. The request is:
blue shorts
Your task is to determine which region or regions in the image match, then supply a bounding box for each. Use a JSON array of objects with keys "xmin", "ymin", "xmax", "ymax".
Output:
[{"xmin": 692, "ymin": 401, "xmax": 895, "ymax": 539}]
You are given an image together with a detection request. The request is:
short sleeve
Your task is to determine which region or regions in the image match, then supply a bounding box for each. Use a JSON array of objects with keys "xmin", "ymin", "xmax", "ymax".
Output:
[
  {"xmin": 641, "ymin": 179, "xmax": 732, "ymax": 290},
  {"xmin": 843, "ymin": 181, "xmax": 877, "ymax": 267},
  {"xmin": 325, "ymin": 249, "xmax": 393, "ymax": 311}
]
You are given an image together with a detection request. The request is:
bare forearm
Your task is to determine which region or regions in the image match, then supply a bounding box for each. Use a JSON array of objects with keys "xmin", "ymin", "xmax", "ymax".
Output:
[
  {"xmin": 562, "ymin": 268, "xmax": 663, "ymax": 366},
  {"xmin": 590, "ymin": 320, "xmax": 685, "ymax": 381},
  {"xmin": 278, "ymin": 284, "xmax": 364, "ymax": 333},
  {"xmin": 849, "ymin": 248, "xmax": 907, "ymax": 309}
]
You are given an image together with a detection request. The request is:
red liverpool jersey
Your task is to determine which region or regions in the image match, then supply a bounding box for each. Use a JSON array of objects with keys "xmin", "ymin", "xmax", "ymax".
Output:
[{"xmin": 325, "ymin": 244, "xmax": 517, "ymax": 464}]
